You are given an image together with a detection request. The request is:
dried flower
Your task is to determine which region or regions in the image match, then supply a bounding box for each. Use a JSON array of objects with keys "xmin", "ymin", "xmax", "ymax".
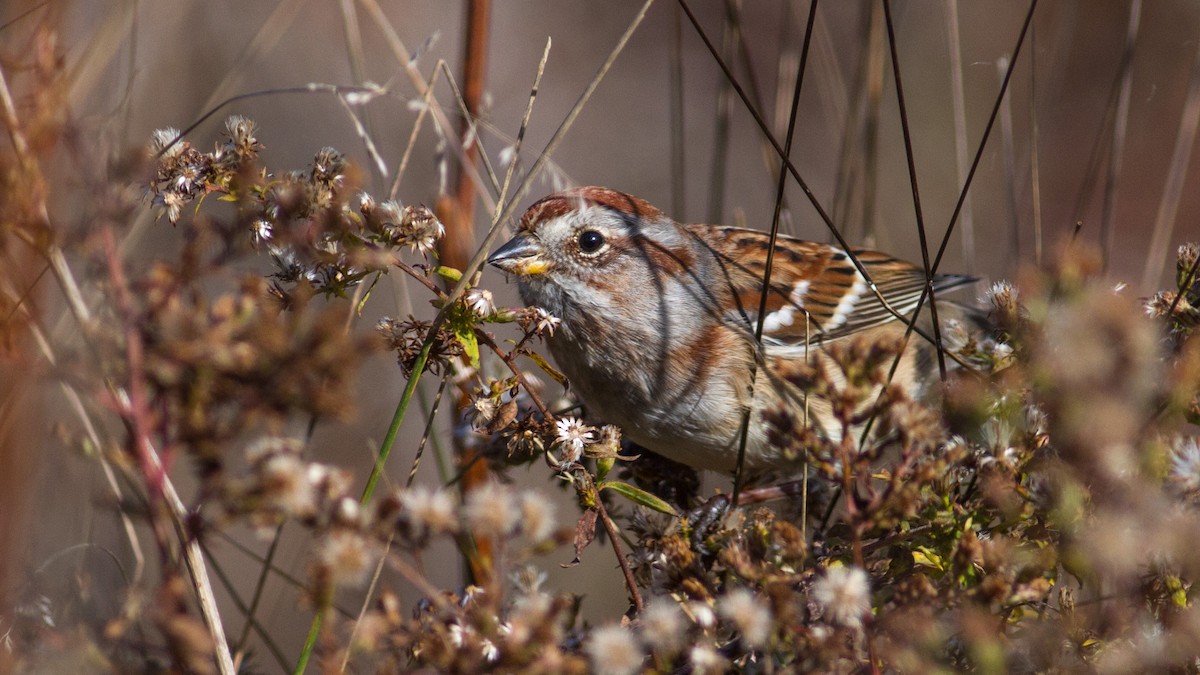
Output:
[
  {"xmin": 555, "ymin": 416, "xmax": 595, "ymax": 463},
  {"xmin": 311, "ymin": 146, "xmax": 345, "ymax": 183},
  {"xmin": 150, "ymin": 127, "xmax": 184, "ymax": 158},
  {"xmin": 688, "ymin": 601, "xmax": 716, "ymax": 630},
  {"xmin": 465, "ymin": 288, "xmax": 495, "ymax": 318},
  {"xmin": 377, "ymin": 202, "xmax": 444, "ymax": 256},
  {"xmin": 469, "ymin": 395, "xmax": 498, "ymax": 429},
  {"xmin": 398, "ymin": 485, "xmax": 458, "ymax": 536},
  {"xmin": 987, "ymin": 280, "xmax": 1019, "ymax": 312},
  {"xmin": 534, "ymin": 307, "xmax": 561, "ymax": 335},
  {"xmin": 813, "ymin": 565, "xmax": 871, "ymax": 630},
  {"xmin": 317, "ymin": 530, "xmax": 376, "ymax": 587},
  {"xmin": 519, "ymin": 491, "xmax": 556, "ymax": 543},
  {"xmin": 259, "ymin": 454, "xmax": 317, "ymax": 518},
  {"xmin": 718, "ymin": 588, "xmax": 772, "ymax": 647},
  {"xmin": 250, "ymin": 219, "xmax": 273, "ymax": 246},
  {"xmin": 586, "ymin": 624, "xmax": 642, "ymax": 675},
  {"xmin": 463, "ymin": 481, "xmax": 519, "ymax": 536},
  {"xmin": 159, "ymin": 191, "xmax": 185, "ymax": 224},
  {"xmin": 1178, "ymin": 242, "xmax": 1200, "ymax": 287},
  {"xmin": 1169, "ymin": 437, "xmax": 1200, "ymax": 494},
  {"xmin": 688, "ymin": 643, "xmax": 728, "ymax": 674},
  {"xmin": 224, "ymin": 114, "xmax": 258, "ymax": 153},
  {"xmin": 641, "ymin": 598, "xmax": 686, "ymax": 654}
]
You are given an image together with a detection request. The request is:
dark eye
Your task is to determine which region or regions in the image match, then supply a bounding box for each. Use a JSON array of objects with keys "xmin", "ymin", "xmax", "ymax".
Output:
[{"xmin": 577, "ymin": 230, "xmax": 605, "ymax": 254}]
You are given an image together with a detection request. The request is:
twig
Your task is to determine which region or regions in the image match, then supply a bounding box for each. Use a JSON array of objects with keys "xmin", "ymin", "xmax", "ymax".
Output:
[
  {"xmin": 356, "ymin": 0, "xmax": 499, "ymax": 216},
  {"xmin": 593, "ymin": 483, "xmax": 644, "ymax": 613},
  {"xmin": 103, "ymin": 228, "xmax": 236, "ymax": 675},
  {"xmin": 0, "ymin": 277, "xmax": 147, "ymax": 586},
  {"xmin": 199, "ymin": 539, "xmax": 292, "ymax": 673},
  {"xmin": 669, "ymin": 4, "xmax": 686, "ymax": 219},
  {"xmin": 707, "ymin": 16, "xmax": 734, "ymax": 224},
  {"xmin": 677, "ymin": 0, "xmax": 940, "ymax": 341},
  {"xmin": 407, "ymin": 374, "xmax": 450, "ymax": 487},
  {"xmin": 1, "ymin": 61, "xmax": 234, "ymax": 675},
  {"xmin": 883, "ymin": 0, "xmax": 947, "ymax": 379},
  {"xmin": 233, "ymin": 522, "xmax": 285, "ymax": 659},
  {"xmin": 735, "ymin": 0, "xmax": 819, "ymax": 511},
  {"xmin": 1029, "ymin": 23, "xmax": 1044, "ymax": 269}
]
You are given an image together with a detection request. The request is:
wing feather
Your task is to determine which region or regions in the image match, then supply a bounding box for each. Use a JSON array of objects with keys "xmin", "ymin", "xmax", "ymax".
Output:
[{"xmin": 696, "ymin": 225, "xmax": 977, "ymax": 346}]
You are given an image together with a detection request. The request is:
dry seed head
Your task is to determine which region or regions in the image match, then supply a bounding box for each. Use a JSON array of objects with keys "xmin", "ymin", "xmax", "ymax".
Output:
[
  {"xmin": 397, "ymin": 485, "xmax": 458, "ymax": 535},
  {"xmin": 1169, "ymin": 437, "xmax": 1200, "ymax": 495},
  {"xmin": 688, "ymin": 643, "xmax": 728, "ymax": 675},
  {"xmin": 151, "ymin": 127, "xmax": 184, "ymax": 158},
  {"xmin": 463, "ymin": 481, "xmax": 519, "ymax": 535},
  {"xmin": 518, "ymin": 491, "xmax": 557, "ymax": 543},
  {"xmin": 586, "ymin": 624, "xmax": 642, "ymax": 675},
  {"xmin": 641, "ymin": 598, "xmax": 686, "ymax": 654},
  {"xmin": 317, "ymin": 529, "xmax": 376, "ymax": 588},
  {"xmin": 813, "ymin": 565, "xmax": 871, "ymax": 630},
  {"xmin": 718, "ymin": 588, "xmax": 772, "ymax": 647},
  {"xmin": 259, "ymin": 453, "xmax": 318, "ymax": 518}
]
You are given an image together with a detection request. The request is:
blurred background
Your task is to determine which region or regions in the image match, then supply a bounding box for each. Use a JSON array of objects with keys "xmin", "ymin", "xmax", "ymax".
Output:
[{"xmin": 5, "ymin": 0, "xmax": 1200, "ymax": 670}]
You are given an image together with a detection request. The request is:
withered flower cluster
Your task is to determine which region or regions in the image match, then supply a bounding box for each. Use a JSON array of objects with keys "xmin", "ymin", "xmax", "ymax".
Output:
[{"xmin": 13, "ymin": 103, "xmax": 1200, "ymax": 674}]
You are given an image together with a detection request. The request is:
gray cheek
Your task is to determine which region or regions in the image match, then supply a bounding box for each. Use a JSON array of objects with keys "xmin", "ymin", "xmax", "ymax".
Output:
[{"xmin": 516, "ymin": 278, "xmax": 567, "ymax": 316}]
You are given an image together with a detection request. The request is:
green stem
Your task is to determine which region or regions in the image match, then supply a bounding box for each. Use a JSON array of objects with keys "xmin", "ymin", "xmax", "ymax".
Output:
[
  {"xmin": 293, "ymin": 341, "xmax": 433, "ymax": 674},
  {"xmin": 361, "ymin": 338, "xmax": 434, "ymax": 504},
  {"xmin": 293, "ymin": 598, "xmax": 327, "ymax": 675}
]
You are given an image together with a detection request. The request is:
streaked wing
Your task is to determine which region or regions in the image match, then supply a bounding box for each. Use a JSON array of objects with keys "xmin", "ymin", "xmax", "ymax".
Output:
[{"xmin": 696, "ymin": 225, "xmax": 977, "ymax": 344}]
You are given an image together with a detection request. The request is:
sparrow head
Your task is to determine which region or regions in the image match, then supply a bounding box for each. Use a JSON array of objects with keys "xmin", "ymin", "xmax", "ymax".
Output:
[{"xmin": 488, "ymin": 187, "xmax": 671, "ymax": 278}]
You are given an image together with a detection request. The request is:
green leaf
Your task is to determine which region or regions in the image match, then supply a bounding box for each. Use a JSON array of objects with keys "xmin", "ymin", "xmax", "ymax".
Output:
[
  {"xmin": 355, "ymin": 272, "xmax": 384, "ymax": 316},
  {"xmin": 599, "ymin": 480, "xmax": 678, "ymax": 517},
  {"xmin": 434, "ymin": 266, "xmax": 463, "ymax": 282},
  {"xmin": 526, "ymin": 351, "xmax": 567, "ymax": 386},
  {"xmin": 455, "ymin": 324, "xmax": 480, "ymax": 369},
  {"xmin": 913, "ymin": 546, "xmax": 946, "ymax": 572}
]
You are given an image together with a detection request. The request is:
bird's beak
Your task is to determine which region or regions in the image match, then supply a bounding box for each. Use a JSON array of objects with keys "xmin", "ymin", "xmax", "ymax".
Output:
[{"xmin": 488, "ymin": 233, "xmax": 551, "ymax": 276}]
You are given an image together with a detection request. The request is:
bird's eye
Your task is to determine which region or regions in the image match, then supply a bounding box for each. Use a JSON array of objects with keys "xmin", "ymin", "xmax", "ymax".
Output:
[{"xmin": 577, "ymin": 230, "xmax": 606, "ymax": 254}]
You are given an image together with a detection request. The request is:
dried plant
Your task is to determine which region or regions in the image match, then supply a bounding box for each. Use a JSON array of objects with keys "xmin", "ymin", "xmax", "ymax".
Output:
[{"xmin": 6, "ymin": 7, "xmax": 1200, "ymax": 675}]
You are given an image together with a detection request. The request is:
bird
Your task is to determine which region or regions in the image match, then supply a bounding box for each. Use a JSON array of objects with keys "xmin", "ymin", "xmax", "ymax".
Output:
[{"xmin": 488, "ymin": 186, "xmax": 981, "ymax": 473}]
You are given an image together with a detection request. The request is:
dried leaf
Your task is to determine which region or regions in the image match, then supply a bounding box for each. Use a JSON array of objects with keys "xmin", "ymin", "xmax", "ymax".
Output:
[
  {"xmin": 563, "ymin": 507, "xmax": 598, "ymax": 567},
  {"xmin": 484, "ymin": 398, "xmax": 518, "ymax": 434}
]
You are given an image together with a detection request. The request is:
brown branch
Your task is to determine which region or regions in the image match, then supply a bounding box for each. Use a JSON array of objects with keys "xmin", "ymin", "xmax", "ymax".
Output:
[{"xmin": 592, "ymin": 481, "xmax": 644, "ymax": 613}]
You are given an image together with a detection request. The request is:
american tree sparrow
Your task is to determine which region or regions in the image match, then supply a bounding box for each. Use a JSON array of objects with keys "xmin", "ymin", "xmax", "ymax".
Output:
[{"xmin": 489, "ymin": 187, "xmax": 979, "ymax": 472}]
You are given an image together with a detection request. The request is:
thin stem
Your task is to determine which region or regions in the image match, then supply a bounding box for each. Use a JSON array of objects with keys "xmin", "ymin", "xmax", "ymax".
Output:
[
  {"xmin": 676, "ymin": 0, "xmax": 940, "ymax": 340},
  {"xmin": 669, "ymin": 3, "xmax": 686, "ymax": 220},
  {"xmin": 1141, "ymin": 25, "xmax": 1200, "ymax": 290},
  {"xmin": 233, "ymin": 523, "xmax": 284, "ymax": 657},
  {"xmin": 593, "ymin": 482, "xmax": 644, "ymax": 613},
  {"xmin": 734, "ymin": 0, "xmax": 818, "ymax": 508},
  {"xmin": 944, "ymin": 0, "xmax": 976, "ymax": 269},
  {"xmin": 407, "ymin": 375, "xmax": 449, "ymax": 487},
  {"xmin": 1100, "ymin": 0, "xmax": 1141, "ymax": 271},
  {"xmin": 998, "ymin": 55, "xmax": 1021, "ymax": 270},
  {"xmin": 200, "ymin": 540, "xmax": 291, "ymax": 673},
  {"xmin": 883, "ymin": 0, "xmax": 946, "ymax": 379}
]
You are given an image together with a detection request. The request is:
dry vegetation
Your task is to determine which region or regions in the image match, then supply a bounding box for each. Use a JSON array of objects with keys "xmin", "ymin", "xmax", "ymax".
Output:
[{"xmin": 4, "ymin": 2, "xmax": 1200, "ymax": 673}]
